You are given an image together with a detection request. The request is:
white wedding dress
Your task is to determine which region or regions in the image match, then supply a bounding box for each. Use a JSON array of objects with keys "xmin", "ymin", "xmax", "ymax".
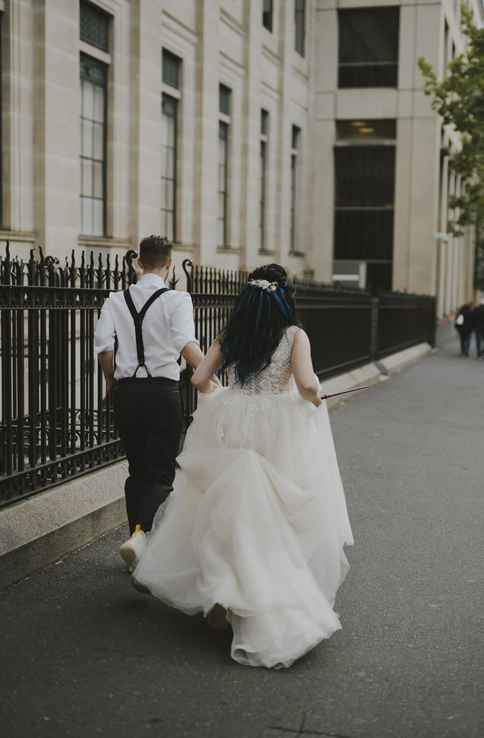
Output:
[{"xmin": 133, "ymin": 326, "xmax": 354, "ymax": 668}]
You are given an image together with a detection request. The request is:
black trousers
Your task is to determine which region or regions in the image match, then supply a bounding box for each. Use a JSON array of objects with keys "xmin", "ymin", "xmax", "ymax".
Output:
[{"xmin": 113, "ymin": 378, "xmax": 183, "ymax": 534}]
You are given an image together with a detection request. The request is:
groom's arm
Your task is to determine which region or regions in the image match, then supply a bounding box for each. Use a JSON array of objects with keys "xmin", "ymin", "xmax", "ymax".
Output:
[
  {"xmin": 191, "ymin": 342, "xmax": 223, "ymax": 393},
  {"xmin": 95, "ymin": 297, "xmax": 117, "ymax": 397},
  {"xmin": 99, "ymin": 351, "xmax": 115, "ymax": 396},
  {"xmin": 181, "ymin": 341, "xmax": 204, "ymax": 369}
]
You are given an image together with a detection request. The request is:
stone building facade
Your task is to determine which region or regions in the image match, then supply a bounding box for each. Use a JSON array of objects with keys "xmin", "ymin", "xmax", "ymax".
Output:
[{"xmin": 0, "ymin": 0, "xmax": 481, "ymax": 314}]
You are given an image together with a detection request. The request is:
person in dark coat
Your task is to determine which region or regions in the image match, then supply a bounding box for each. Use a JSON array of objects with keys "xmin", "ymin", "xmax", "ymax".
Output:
[
  {"xmin": 454, "ymin": 303, "xmax": 473, "ymax": 356},
  {"xmin": 472, "ymin": 300, "xmax": 484, "ymax": 358}
]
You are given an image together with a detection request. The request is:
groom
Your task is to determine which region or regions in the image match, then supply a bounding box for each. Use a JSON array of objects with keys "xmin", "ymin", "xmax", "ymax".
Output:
[{"xmin": 95, "ymin": 235, "xmax": 203, "ymax": 570}]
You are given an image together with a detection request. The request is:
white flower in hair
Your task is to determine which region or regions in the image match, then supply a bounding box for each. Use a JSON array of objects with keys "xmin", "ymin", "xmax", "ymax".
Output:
[{"xmin": 248, "ymin": 279, "xmax": 278, "ymax": 292}]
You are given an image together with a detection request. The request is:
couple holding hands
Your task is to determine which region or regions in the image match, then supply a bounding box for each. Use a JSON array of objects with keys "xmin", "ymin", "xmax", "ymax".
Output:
[{"xmin": 95, "ymin": 235, "xmax": 353, "ymax": 669}]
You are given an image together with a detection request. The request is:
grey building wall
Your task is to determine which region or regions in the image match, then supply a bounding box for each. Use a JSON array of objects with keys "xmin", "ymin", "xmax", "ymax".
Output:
[{"xmin": 0, "ymin": 0, "xmax": 481, "ymax": 314}]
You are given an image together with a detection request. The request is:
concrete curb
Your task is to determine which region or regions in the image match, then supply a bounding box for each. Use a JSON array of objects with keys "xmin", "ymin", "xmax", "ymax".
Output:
[
  {"xmin": 0, "ymin": 462, "xmax": 128, "ymax": 589},
  {"xmin": 0, "ymin": 342, "xmax": 432, "ymax": 588}
]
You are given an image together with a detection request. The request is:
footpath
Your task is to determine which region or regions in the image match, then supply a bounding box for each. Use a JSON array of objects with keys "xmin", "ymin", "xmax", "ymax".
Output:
[{"xmin": 1, "ymin": 331, "xmax": 483, "ymax": 738}]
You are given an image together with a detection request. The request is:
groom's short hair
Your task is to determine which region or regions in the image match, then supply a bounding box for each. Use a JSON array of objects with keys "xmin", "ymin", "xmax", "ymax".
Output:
[{"xmin": 139, "ymin": 235, "xmax": 172, "ymax": 269}]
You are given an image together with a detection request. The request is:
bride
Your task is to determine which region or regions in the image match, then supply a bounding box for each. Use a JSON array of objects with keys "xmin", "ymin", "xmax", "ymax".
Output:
[{"xmin": 133, "ymin": 263, "xmax": 354, "ymax": 669}]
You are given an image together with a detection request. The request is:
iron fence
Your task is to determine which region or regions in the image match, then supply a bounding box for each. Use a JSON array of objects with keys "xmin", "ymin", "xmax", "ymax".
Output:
[{"xmin": 0, "ymin": 245, "xmax": 436, "ymax": 506}]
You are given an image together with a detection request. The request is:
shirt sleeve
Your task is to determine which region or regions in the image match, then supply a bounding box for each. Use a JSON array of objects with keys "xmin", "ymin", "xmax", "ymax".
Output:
[
  {"xmin": 94, "ymin": 296, "xmax": 116, "ymax": 355},
  {"xmin": 169, "ymin": 293, "xmax": 198, "ymax": 354}
]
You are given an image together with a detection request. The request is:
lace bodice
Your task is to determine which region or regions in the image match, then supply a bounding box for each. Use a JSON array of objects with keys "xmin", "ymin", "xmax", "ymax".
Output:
[{"xmin": 227, "ymin": 326, "xmax": 299, "ymax": 395}]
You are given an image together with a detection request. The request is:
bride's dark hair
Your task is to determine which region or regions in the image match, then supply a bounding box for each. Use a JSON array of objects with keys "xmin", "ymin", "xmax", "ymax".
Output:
[{"xmin": 220, "ymin": 264, "xmax": 299, "ymax": 386}]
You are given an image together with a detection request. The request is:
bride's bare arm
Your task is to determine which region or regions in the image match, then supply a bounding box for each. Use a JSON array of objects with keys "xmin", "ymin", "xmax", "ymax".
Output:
[
  {"xmin": 191, "ymin": 341, "xmax": 224, "ymax": 393},
  {"xmin": 291, "ymin": 329, "xmax": 322, "ymax": 407}
]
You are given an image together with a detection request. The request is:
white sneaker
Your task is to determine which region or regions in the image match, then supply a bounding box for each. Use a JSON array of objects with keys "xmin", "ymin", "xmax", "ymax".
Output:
[{"xmin": 119, "ymin": 525, "xmax": 147, "ymax": 573}]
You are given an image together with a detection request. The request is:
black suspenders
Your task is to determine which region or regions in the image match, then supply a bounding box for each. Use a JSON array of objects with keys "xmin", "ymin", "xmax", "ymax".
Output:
[{"xmin": 123, "ymin": 287, "xmax": 169, "ymax": 377}]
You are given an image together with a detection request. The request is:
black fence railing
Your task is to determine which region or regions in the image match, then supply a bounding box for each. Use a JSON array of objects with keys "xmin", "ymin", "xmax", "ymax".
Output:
[{"xmin": 0, "ymin": 245, "xmax": 436, "ymax": 507}]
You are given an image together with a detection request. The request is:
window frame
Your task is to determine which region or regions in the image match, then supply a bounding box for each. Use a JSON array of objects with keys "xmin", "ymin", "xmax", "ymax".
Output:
[
  {"xmin": 161, "ymin": 93, "xmax": 178, "ymax": 243},
  {"xmin": 337, "ymin": 7, "xmax": 400, "ymax": 89},
  {"xmin": 290, "ymin": 125, "xmax": 303, "ymax": 256},
  {"xmin": 333, "ymin": 129, "xmax": 397, "ymax": 290},
  {"xmin": 80, "ymin": 1, "xmax": 110, "ymax": 53},
  {"xmin": 295, "ymin": 0, "xmax": 306, "ymax": 57},
  {"xmin": 161, "ymin": 49, "xmax": 182, "ymax": 242},
  {"xmin": 80, "ymin": 53, "xmax": 108, "ymax": 238},
  {"xmin": 218, "ymin": 84, "xmax": 232, "ymax": 249},
  {"xmin": 259, "ymin": 110, "xmax": 270, "ymax": 254},
  {"xmin": 262, "ymin": 0, "xmax": 273, "ymax": 33}
]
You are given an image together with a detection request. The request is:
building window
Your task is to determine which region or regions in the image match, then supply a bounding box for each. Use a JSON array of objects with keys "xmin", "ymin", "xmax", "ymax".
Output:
[
  {"xmin": 218, "ymin": 85, "xmax": 231, "ymax": 248},
  {"xmin": 338, "ymin": 8, "xmax": 400, "ymax": 88},
  {"xmin": 263, "ymin": 0, "xmax": 273, "ymax": 32},
  {"xmin": 334, "ymin": 120, "xmax": 396, "ymax": 292},
  {"xmin": 161, "ymin": 50, "xmax": 181, "ymax": 241},
  {"xmin": 161, "ymin": 96, "xmax": 177, "ymax": 242},
  {"xmin": 260, "ymin": 110, "xmax": 270, "ymax": 252},
  {"xmin": 80, "ymin": 54, "xmax": 107, "ymax": 236},
  {"xmin": 290, "ymin": 126, "xmax": 301, "ymax": 255},
  {"xmin": 80, "ymin": 1, "xmax": 110, "ymax": 52},
  {"xmin": 295, "ymin": 0, "xmax": 306, "ymax": 57},
  {"xmin": 336, "ymin": 119, "xmax": 396, "ymax": 141},
  {"xmin": 444, "ymin": 20, "xmax": 450, "ymax": 71},
  {"xmin": 163, "ymin": 49, "xmax": 181, "ymax": 90},
  {"xmin": 219, "ymin": 84, "xmax": 231, "ymax": 117}
]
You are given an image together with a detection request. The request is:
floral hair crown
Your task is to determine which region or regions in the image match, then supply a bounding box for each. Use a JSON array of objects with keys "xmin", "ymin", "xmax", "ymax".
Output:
[{"xmin": 248, "ymin": 279, "xmax": 278, "ymax": 292}]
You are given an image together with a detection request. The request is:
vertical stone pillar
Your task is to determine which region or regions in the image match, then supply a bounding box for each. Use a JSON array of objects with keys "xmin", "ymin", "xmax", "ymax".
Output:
[
  {"xmin": 129, "ymin": 0, "xmax": 163, "ymax": 245},
  {"xmin": 193, "ymin": 0, "xmax": 220, "ymax": 265},
  {"xmin": 308, "ymin": 1, "xmax": 337, "ymax": 282},
  {"xmin": 239, "ymin": 0, "xmax": 260, "ymax": 270},
  {"xmin": 33, "ymin": 0, "xmax": 79, "ymax": 257},
  {"xmin": 394, "ymin": 0, "xmax": 441, "ymax": 295},
  {"xmin": 2, "ymin": 0, "xmax": 34, "ymax": 239},
  {"xmin": 437, "ymin": 154, "xmax": 449, "ymax": 317},
  {"xmin": 274, "ymin": 0, "xmax": 292, "ymax": 265}
]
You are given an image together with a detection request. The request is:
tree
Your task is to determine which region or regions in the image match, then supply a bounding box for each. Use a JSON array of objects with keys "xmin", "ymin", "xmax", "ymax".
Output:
[{"xmin": 418, "ymin": 3, "xmax": 484, "ymax": 290}]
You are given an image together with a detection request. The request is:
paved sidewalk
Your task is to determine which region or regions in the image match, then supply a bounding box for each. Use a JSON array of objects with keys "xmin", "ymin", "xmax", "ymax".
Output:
[{"xmin": 1, "ymin": 335, "xmax": 484, "ymax": 738}]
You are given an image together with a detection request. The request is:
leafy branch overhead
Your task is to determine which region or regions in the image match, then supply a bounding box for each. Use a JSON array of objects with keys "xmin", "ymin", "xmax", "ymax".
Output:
[{"xmin": 418, "ymin": 2, "xmax": 484, "ymax": 255}]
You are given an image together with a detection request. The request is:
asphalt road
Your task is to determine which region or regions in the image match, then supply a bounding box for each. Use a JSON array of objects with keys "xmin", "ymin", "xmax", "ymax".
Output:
[{"xmin": 1, "ymin": 333, "xmax": 483, "ymax": 738}]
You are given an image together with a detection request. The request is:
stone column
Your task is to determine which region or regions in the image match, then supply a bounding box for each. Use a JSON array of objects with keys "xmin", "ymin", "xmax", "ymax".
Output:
[
  {"xmin": 193, "ymin": 0, "xmax": 220, "ymax": 265},
  {"xmin": 239, "ymin": 0, "xmax": 260, "ymax": 270},
  {"xmin": 33, "ymin": 0, "xmax": 79, "ymax": 257},
  {"xmin": 129, "ymin": 0, "xmax": 163, "ymax": 244},
  {"xmin": 394, "ymin": 0, "xmax": 441, "ymax": 295},
  {"xmin": 2, "ymin": 0, "xmax": 34, "ymax": 240},
  {"xmin": 308, "ymin": 0, "xmax": 337, "ymax": 282},
  {"xmin": 274, "ymin": 0, "xmax": 292, "ymax": 265}
]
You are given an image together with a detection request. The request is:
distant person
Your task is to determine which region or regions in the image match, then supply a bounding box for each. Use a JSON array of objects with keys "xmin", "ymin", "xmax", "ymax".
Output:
[
  {"xmin": 471, "ymin": 299, "xmax": 484, "ymax": 358},
  {"xmin": 454, "ymin": 303, "xmax": 473, "ymax": 356},
  {"xmin": 95, "ymin": 235, "xmax": 204, "ymax": 571}
]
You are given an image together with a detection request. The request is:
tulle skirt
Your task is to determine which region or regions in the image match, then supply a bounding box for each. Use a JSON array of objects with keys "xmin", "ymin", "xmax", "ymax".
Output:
[{"xmin": 134, "ymin": 386, "xmax": 353, "ymax": 669}]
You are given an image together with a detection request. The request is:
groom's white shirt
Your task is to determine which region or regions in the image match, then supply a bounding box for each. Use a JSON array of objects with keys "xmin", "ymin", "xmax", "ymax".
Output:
[{"xmin": 94, "ymin": 273, "xmax": 197, "ymax": 380}]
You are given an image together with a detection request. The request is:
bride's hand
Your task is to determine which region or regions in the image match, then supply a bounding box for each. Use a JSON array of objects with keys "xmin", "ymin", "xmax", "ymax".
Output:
[
  {"xmin": 199, "ymin": 378, "xmax": 221, "ymax": 394},
  {"xmin": 311, "ymin": 395, "xmax": 322, "ymax": 408}
]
